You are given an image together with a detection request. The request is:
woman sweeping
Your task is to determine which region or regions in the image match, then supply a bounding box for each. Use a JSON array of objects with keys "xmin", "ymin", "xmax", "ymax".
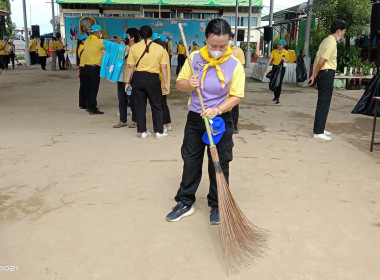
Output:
[
  {"xmin": 166, "ymin": 18, "xmax": 245, "ymax": 224},
  {"xmin": 124, "ymin": 25, "xmax": 169, "ymax": 139}
]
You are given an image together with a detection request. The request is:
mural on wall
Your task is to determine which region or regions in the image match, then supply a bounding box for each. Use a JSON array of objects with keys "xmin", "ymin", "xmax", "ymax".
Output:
[{"xmin": 64, "ymin": 16, "xmax": 210, "ymax": 64}]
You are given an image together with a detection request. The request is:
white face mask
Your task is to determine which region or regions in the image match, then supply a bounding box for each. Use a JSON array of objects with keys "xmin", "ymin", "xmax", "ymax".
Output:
[{"xmin": 208, "ymin": 49, "xmax": 225, "ymax": 59}]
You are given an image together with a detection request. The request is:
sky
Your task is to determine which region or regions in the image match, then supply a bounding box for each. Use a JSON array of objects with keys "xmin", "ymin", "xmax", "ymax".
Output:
[{"xmin": 10, "ymin": 0, "xmax": 307, "ymax": 34}]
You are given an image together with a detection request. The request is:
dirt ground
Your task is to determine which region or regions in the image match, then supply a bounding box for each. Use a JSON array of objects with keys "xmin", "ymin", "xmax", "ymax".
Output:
[{"xmin": 0, "ymin": 64, "xmax": 380, "ymax": 280}]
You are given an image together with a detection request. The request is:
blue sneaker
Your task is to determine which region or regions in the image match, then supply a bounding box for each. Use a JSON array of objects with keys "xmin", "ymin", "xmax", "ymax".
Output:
[
  {"xmin": 209, "ymin": 207, "xmax": 220, "ymax": 225},
  {"xmin": 166, "ymin": 201, "xmax": 195, "ymax": 222}
]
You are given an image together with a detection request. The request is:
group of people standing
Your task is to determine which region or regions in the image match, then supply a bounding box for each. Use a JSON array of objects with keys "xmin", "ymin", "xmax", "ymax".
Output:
[
  {"xmin": 76, "ymin": 24, "xmax": 172, "ymax": 139},
  {"xmin": 29, "ymin": 35, "xmax": 67, "ymax": 71},
  {"xmin": 0, "ymin": 36, "xmax": 16, "ymax": 75}
]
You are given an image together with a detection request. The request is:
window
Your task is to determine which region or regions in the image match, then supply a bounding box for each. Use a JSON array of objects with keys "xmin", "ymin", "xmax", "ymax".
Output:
[
  {"xmin": 161, "ymin": 12, "xmax": 171, "ymax": 18},
  {"xmin": 171, "ymin": 12, "xmax": 177, "ymax": 19},
  {"xmin": 184, "ymin": 13, "xmax": 192, "ymax": 19},
  {"xmin": 240, "ymin": 16, "xmax": 258, "ymax": 26},
  {"xmin": 224, "ymin": 16, "xmax": 236, "ymax": 26},
  {"xmin": 192, "ymin": 13, "xmax": 201, "ymax": 19},
  {"xmin": 144, "ymin": 12, "xmax": 159, "ymax": 18},
  {"xmin": 203, "ymin": 13, "xmax": 217, "ymax": 19}
]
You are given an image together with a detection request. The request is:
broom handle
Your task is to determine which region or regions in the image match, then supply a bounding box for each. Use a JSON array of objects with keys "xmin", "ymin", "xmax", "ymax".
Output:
[{"xmin": 178, "ymin": 23, "xmax": 215, "ymax": 147}]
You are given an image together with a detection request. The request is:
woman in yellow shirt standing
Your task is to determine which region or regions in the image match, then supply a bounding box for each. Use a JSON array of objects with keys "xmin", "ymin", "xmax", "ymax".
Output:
[
  {"xmin": 176, "ymin": 39, "xmax": 186, "ymax": 75},
  {"xmin": 192, "ymin": 41, "xmax": 199, "ymax": 52},
  {"xmin": 37, "ymin": 38, "xmax": 49, "ymax": 70},
  {"xmin": 124, "ymin": 25, "xmax": 169, "ymax": 140},
  {"xmin": 265, "ymin": 39, "xmax": 289, "ymax": 104}
]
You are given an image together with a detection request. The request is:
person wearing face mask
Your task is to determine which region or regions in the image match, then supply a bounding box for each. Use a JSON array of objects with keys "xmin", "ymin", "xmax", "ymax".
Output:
[
  {"xmin": 229, "ymin": 33, "xmax": 245, "ymax": 134},
  {"xmin": 309, "ymin": 20, "xmax": 348, "ymax": 141},
  {"xmin": 81, "ymin": 24, "xmax": 105, "ymax": 115},
  {"xmin": 265, "ymin": 39, "xmax": 289, "ymax": 104},
  {"xmin": 166, "ymin": 19, "xmax": 245, "ymax": 225}
]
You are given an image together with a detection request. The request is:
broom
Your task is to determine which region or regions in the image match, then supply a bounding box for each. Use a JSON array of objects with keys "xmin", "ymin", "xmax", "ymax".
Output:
[{"xmin": 178, "ymin": 23, "xmax": 269, "ymax": 272}]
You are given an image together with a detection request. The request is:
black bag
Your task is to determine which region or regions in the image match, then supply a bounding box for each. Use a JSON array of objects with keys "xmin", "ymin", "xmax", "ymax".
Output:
[
  {"xmin": 130, "ymin": 41, "xmax": 152, "ymax": 85},
  {"xmin": 269, "ymin": 62, "xmax": 283, "ymax": 92},
  {"xmin": 266, "ymin": 68, "xmax": 276, "ymax": 79},
  {"xmin": 296, "ymin": 55, "xmax": 307, "ymax": 82},
  {"xmin": 352, "ymin": 72, "xmax": 380, "ymax": 116}
]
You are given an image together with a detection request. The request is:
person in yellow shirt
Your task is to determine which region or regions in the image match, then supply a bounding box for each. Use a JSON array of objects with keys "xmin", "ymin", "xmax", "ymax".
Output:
[
  {"xmin": 76, "ymin": 34, "xmax": 88, "ymax": 109},
  {"xmin": 176, "ymin": 39, "xmax": 186, "ymax": 75},
  {"xmin": 81, "ymin": 24, "xmax": 105, "ymax": 115},
  {"xmin": 309, "ymin": 21, "xmax": 347, "ymax": 141},
  {"xmin": 9, "ymin": 40, "xmax": 16, "ymax": 69},
  {"xmin": 166, "ymin": 19, "xmax": 245, "ymax": 224},
  {"xmin": 37, "ymin": 38, "xmax": 49, "ymax": 70},
  {"xmin": 0, "ymin": 36, "xmax": 9, "ymax": 74},
  {"xmin": 124, "ymin": 25, "xmax": 168, "ymax": 139},
  {"xmin": 229, "ymin": 33, "xmax": 246, "ymax": 134},
  {"xmin": 56, "ymin": 35, "xmax": 66, "ymax": 70},
  {"xmin": 49, "ymin": 37, "xmax": 58, "ymax": 71},
  {"xmin": 192, "ymin": 41, "xmax": 199, "ymax": 52},
  {"xmin": 265, "ymin": 39, "xmax": 289, "ymax": 104},
  {"xmin": 167, "ymin": 36, "xmax": 172, "ymax": 68},
  {"xmin": 29, "ymin": 35, "xmax": 37, "ymax": 65}
]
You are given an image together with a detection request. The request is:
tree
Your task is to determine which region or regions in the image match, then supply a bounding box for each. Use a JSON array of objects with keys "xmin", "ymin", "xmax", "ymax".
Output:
[
  {"xmin": 0, "ymin": 0, "xmax": 16, "ymax": 38},
  {"xmin": 313, "ymin": 0, "xmax": 372, "ymax": 51}
]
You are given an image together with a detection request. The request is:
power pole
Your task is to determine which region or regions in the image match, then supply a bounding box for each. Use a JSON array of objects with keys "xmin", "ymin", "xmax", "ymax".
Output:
[
  {"xmin": 299, "ymin": 0, "xmax": 313, "ymax": 87},
  {"xmin": 234, "ymin": 0, "xmax": 238, "ymax": 46},
  {"xmin": 268, "ymin": 0, "xmax": 274, "ymax": 56},
  {"xmin": 22, "ymin": 0, "xmax": 30, "ymax": 64},
  {"xmin": 245, "ymin": 0, "xmax": 253, "ymax": 67},
  {"xmin": 51, "ymin": 0, "xmax": 56, "ymax": 37}
]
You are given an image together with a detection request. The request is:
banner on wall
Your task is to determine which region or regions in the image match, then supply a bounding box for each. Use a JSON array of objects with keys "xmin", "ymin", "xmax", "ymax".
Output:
[
  {"xmin": 56, "ymin": 0, "xmax": 263, "ymax": 7},
  {"xmin": 65, "ymin": 16, "xmax": 210, "ymax": 64}
]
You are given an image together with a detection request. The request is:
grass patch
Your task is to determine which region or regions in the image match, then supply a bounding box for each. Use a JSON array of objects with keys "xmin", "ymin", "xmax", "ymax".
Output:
[{"xmin": 245, "ymin": 77, "xmax": 262, "ymax": 83}]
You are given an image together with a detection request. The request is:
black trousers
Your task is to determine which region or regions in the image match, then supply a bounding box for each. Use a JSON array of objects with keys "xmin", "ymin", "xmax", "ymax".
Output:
[
  {"xmin": 10, "ymin": 52, "xmax": 15, "ymax": 69},
  {"xmin": 128, "ymin": 94, "xmax": 136, "ymax": 123},
  {"xmin": 313, "ymin": 70, "xmax": 335, "ymax": 134},
  {"xmin": 39, "ymin": 56, "xmax": 47, "ymax": 70},
  {"xmin": 3, "ymin": 55, "xmax": 9, "ymax": 69},
  {"xmin": 162, "ymin": 95, "xmax": 171, "ymax": 124},
  {"xmin": 78, "ymin": 67, "xmax": 87, "ymax": 108},
  {"xmin": 117, "ymin": 81, "xmax": 128, "ymax": 123},
  {"xmin": 176, "ymin": 54, "xmax": 186, "ymax": 75},
  {"xmin": 272, "ymin": 65, "xmax": 286, "ymax": 99},
  {"xmin": 0, "ymin": 55, "xmax": 4, "ymax": 70},
  {"xmin": 83, "ymin": 65, "xmax": 101, "ymax": 112},
  {"xmin": 132, "ymin": 71, "xmax": 163, "ymax": 133},
  {"xmin": 30, "ymin": 51, "xmax": 37, "ymax": 65},
  {"xmin": 57, "ymin": 50, "xmax": 65, "ymax": 69},
  {"xmin": 231, "ymin": 105, "xmax": 239, "ymax": 129},
  {"xmin": 175, "ymin": 111, "xmax": 234, "ymax": 208}
]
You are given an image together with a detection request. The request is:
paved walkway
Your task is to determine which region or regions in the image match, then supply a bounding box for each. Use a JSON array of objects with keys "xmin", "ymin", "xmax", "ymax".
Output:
[{"xmin": 0, "ymin": 65, "xmax": 379, "ymax": 279}]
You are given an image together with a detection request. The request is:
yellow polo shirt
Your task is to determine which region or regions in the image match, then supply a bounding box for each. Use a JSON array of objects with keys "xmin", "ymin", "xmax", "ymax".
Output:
[
  {"xmin": 315, "ymin": 35, "xmax": 337, "ymax": 70},
  {"xmin": 177, "ymin": 44, "xmax": 186, "ymax": 55},
  {"xmin": 78, "ymin": 44, "xmax": 85, "ymax": 67},
  {"xmin": 0, "ymin": 40, "xmax": 6, "ymax": 55},
  {"xmin": 270, "ymin": 49, "xmax": 289, "ymax": 65},
  {"xmin": 81, "ymin": 35, "xmax": 104, "ymax": 66},
  {"xmin": 29, "ymin": 39, "xmax": 37, "ymax": 52},
  {"xmin": 288, "ymin": 50, "xmax": 297, "ymax": 63},
  {"xmin": 178, "ymin": 51, "xmax": 245, "ymax": 100},
  {"xmin": 127, "ymin": 39, "xmax": 166, "ymax": 74},
  {"xmin": 37, "ymin": 43, "xmax": 49, "ymax": 57},
  {"xmin": 57, "ymin": 40, "xmax": 64, "ymax": 50},
  {"xmin": 192, "ymin": 45, "xmax": 199, "ymax": 52},
  {"xmin": 167, "ymin": 40, "xmax": 172, "ymax": 55},
  {"xmin": 50, "ymin": 41, "xmax": 58, "ymax": 52},
  {"xmin": 231, "ymin": 45, "xmax": 246, "ymax": 65},
  {"xmin": 159, "ymin": 50, "xmax": 171, "ymax": 95}
]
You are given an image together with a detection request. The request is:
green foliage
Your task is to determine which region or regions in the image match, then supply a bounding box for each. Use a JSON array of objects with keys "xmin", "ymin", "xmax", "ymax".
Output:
[
  {"xmin": 0, "ymin": 0, "xmax": 16, "ymax": 38},
  {"xmin": 240, "ymin": 42, "xmax": 257, "ymax": 57},
  {"xmin": 273, "ymin": 35, "xmax": 296, "ymax": 50},
  {"xmin": 362, "ymin": 61, "xmax": 376, "ymax": 76},
  {"xmin": 16, "ymin": 54, "xmax": 25, "ymax": 60},
  {"xmin": 313, "ymin": 0, "xmax": 372, "ymax": 48},
  {"xmin": 309, "ymin": 29, "xmax": 329, "ymax": 62},
  {"xmin": 0, "ymin": 0, "xmax": 11, "ymax": 11}
]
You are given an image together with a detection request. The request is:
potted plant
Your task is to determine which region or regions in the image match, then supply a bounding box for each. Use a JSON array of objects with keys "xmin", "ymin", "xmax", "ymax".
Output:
[{"xmin": 251, "ymin": 52, "xmax": 258, "ymax": 63}]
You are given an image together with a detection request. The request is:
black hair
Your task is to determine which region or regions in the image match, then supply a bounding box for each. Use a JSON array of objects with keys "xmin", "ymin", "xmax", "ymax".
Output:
[
  {"xmin": 113, "ymin": 36, "xmax": 117, "ymax": 39},
  {"xmin": 39, "ymin": 38, "xmax": 45, "ymax": 48},
  {"xmin": 153, "ymin": 38, "xmax": 168, "ymax": 52},
  {"xmin": 127, "ymin": 27, "xmax": 140, "ymax": 43},
  {"xmin": 76, "ymin": 38, "xmax": 86, "ymax": 65},
  {"xmin": 139, "ymin": 25, "xmax": 153, "ymax": 53},
  {"xmin": 205, "ymin": 18, "xmax": 232, "ymax": 39},
  {"xmin": 330, "ymin": 20, "xmax": 348, "ymax": 34},
  {"xmin": 30, "ymin": 35, "xmax": 34, "ymax": 39}
]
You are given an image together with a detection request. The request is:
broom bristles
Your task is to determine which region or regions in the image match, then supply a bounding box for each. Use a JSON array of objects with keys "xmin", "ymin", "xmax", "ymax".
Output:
[{"xmin": 210, "ymin": 147, "xmax": 269, "ymax": 273}]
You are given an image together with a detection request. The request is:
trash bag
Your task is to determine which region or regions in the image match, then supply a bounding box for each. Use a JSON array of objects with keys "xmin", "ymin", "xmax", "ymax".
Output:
[
  {"xmin": 269, "ymin": 62, "xmax": 283, "ymax": 92},
  {"xmin": 266, "ymin": 68, "xmax": 276, "ymax": 79},
  {"xmin": 296, "ymin": 55, "xmax": 307, "ymax": 82},
  {"xmin": 352, "ymin": 72, "xmax": 380, "ymax": 116}
]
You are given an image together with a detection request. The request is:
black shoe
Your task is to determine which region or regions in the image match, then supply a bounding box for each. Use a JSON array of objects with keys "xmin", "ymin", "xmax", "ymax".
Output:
[
  {"xmin": 233, "ymin": 129, "xmax": 239, "ymax": 134},
  {"xmin": 80, "ymin": 106, "xmax": 87, "ymax": 109},
  {"xmin": 272, "ymin": 97, "xmax": 276, "ymax": 101},
  {"xmin": 89, "ymin": 110, "xmax": 104, "ymax": 115},
  {"xmin": 276, "ymin": 99, "xmax": 280, "ymax": 104}
]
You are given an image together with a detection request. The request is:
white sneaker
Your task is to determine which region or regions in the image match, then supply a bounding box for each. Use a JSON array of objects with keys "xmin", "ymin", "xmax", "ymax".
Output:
[
  {"xmin": 164, "ymin": 127, "xmax": 168, "ymax": 133},
  {"xmin": 313, "ymin": 134, "xmax": 331, "ymax": 141},
  {"xmin": 156, "ymin": 132, "xmax": 168, "ymax": 140},
  {"xmin": 324, "ymin": 130, "xmax": 332, "ymax": 136},
  {"xmin": 141, "ymin": 131, "xmax": 151, "ymax": 139},
  {"xmin": 167, "ymin": 126, "xmax": 172, "ymax": 131}
]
